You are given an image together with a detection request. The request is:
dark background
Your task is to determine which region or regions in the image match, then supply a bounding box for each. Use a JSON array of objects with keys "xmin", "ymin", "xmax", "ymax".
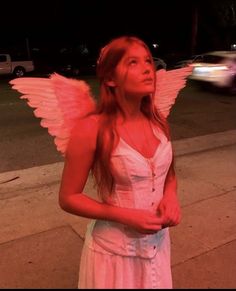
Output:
[{"xmin": 1, "ymin": 0, "xmax": 236, "ymax": 70}]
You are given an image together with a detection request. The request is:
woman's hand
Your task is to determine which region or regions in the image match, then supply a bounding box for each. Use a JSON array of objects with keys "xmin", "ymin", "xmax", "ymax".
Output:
[
  {"xmin": 156, "ymin": 194, "xmax": 181, "ymax": 228},
  {"xmin": 119, "ymin": 208, "xmax": 166, "ymax": 234}
]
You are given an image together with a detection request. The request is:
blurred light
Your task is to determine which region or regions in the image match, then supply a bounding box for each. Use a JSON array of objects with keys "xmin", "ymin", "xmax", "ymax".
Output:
[
  {"xmin": 152, "ymin": 43, "xmax": 159, "ymax": 48},
  {"xmin": 192, "ymin": 65, "xmax": 228, "ymax": 81},
  {"xmin": 231, "ymin": 44, "xmax": 236, "ymax": 50},
  {"xmin": 193, "ymin": 65, "xmax": 227, "ymax": 71}
]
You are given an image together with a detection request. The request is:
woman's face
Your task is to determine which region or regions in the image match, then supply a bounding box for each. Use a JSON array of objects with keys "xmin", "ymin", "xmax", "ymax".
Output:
[{"xmin": 112, "ymin": 44, "xmax": 155, "ymax": 98}]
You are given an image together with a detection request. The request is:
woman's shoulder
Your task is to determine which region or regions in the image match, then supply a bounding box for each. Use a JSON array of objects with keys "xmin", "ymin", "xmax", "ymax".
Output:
[
  {"xmin": 71, "ymin": 114, "xmax": 100, "ymax": 138},
  {"xmin": 67, "ymin": 114, "xmax": 100, "ymax": 155}
]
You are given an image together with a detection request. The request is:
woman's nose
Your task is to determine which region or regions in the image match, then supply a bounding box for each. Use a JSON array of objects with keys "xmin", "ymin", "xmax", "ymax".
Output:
[
  {"xmin": 143, "ymin": 66, "xmax": 151, "ymax": 74},
  {"xmin": 142, "ymin": 62, "xmax": 152, "ymax": 74},
  {"xmin": 144, "ymin": 68, "xmax": 150, "ymax": 73},
  {"xmin": 142, "ymin": 63, "xmax": 150, "ymax": 73}
]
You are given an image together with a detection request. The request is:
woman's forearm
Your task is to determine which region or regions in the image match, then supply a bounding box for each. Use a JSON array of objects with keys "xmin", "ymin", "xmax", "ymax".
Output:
[
  {"xmin": 59, "ymin": 192, "xmax": 130, "ymax": 223},
  {"xmin": 59, "ymin": 192, "xmax": 165, "ymax": 233},
  {"xmin": 163, "ymin": 164, "xmax": 178, "ymax": 198},
  {"xmin": 164, "ymin": 174, "xmax": 177, "ymax": 197},
  {"xmin": 60, "ymin": 192, "xmax": 114, "ymax": 219}
]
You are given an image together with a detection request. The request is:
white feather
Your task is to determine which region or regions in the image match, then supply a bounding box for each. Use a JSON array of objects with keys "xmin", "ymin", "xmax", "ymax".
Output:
[
  {"xmin": 154, "ymin": 66, "xmax": 192, "ymax": 118},
  {"xmin": 10, "ymin": 73, "xmax": 96, "ymax": 156}
]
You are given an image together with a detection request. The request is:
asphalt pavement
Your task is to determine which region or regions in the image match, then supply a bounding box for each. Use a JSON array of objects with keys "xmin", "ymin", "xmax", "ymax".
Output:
[{"xmin": 0, "ymin": 129, "xmax": 236, "ymax": 288}]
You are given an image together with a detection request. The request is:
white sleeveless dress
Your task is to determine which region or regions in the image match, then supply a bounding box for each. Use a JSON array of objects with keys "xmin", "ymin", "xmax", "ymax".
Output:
[{"xmin": 78, "ymin": 123, "xmax": 173, "ymax": 289}]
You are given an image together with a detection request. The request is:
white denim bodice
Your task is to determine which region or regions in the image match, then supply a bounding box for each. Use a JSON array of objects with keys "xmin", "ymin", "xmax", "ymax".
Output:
[{"xmin": 90, "ymin": 123, "xmax": 173, "ymax": 258}]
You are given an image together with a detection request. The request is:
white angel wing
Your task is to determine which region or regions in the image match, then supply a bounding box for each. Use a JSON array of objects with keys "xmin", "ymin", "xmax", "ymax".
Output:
[
  {"xmin": 10, "ymin": 73, "xmax": 96, "ymax": 155},
  {"xmin": 154, "ymin": 66, "xmax": 193, "ymax": 118}
]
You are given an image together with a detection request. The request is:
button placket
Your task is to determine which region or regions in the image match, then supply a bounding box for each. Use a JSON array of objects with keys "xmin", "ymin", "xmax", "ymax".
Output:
[{"xmin": 146, "ymin": 159, "xmax": 156, "ymax": 192}]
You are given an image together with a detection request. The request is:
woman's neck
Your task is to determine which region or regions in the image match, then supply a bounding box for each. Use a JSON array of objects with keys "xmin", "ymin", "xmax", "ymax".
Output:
[{"xmin": 118, "ymin": 97, "xmax": 144, "ymax": 122}]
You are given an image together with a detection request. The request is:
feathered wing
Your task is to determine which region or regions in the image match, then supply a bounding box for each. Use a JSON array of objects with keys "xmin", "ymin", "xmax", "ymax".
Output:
[
  {"xmin": 10, "ymin": 73, "xmax": 96, "ymax": 156},
  {"xmin": 154, "ymin": 66, "xmax": 193, "ymax": 118}
]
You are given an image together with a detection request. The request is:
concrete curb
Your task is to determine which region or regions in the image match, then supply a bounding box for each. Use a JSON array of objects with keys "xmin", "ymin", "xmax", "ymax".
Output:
[{"xmin": 172, "ymin": 129, "xmax": 236, "ymax": 156}]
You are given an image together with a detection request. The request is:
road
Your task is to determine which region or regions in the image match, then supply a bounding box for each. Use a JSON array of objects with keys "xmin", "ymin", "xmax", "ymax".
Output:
[{"xmin": 0, "ymin": 76, "xmax": 235, "ymax": 173}]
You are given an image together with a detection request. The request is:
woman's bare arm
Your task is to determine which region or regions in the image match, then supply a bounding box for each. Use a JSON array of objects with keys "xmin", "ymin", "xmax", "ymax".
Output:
[{"xmin": 157, "ymin": 162, "xmax": 181, "ymax": 226}]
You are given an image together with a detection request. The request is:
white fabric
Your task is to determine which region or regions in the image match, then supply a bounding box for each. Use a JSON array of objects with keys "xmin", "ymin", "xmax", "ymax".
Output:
[{"xmin": 78, "ymin": 123, "xmax": 173, "ymax": 289}]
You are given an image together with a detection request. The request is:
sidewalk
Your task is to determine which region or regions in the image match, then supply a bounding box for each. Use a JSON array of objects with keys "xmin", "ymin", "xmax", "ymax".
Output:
[{"xmin": 0, "ymin": 130, "xmax": 236, "ymax": 288}]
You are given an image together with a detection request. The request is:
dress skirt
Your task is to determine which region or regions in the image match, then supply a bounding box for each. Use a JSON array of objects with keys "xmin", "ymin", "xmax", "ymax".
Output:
[{"xmin": 78, "ymin": 222, "xmax": 173, "ymax": 289}]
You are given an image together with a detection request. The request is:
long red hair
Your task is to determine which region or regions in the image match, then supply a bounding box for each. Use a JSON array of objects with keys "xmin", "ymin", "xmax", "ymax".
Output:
[{"xmin": 91, "ymin": 36, "xmax": 171, "ymax": 201}]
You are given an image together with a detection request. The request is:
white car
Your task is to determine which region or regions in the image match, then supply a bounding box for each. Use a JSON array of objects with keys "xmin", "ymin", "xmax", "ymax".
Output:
[
  {"xmin": 189, "ymin": 51, "xmax": 236, "ymax": 94},
  {"xmin": 0, "ymin": 54, "xmax": 34, "ymax": 77}
]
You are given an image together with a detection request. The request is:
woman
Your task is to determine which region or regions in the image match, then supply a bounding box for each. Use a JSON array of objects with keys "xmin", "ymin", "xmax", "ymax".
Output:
[{"xmin": 59, "ymin": 36, "xmax": 181, "ymax": 289}]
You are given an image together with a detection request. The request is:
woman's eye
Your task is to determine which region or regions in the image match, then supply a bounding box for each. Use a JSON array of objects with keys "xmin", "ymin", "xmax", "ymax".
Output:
[
  {"xmin": 129, "ymin": 59, "xmax": 137, "ymax": 65},
  {"xmin": 146, "ymin": 59, "xmax": 152, "ymax": 64}
]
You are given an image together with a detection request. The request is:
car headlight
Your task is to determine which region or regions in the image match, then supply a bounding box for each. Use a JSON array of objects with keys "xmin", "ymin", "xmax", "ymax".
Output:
[{"xmin": 193, "ymin": 65, "xmax": 228, "ymax": 77}]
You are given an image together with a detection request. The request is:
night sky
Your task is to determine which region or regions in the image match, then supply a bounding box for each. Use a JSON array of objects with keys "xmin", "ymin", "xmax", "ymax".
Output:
[
  {"xmin": 2, "ymin": 1, "xmax": 192, "ymax": 44},
  {"xmin": 1, "ymin": 0, "xmax": 236, "ymax": 61}
]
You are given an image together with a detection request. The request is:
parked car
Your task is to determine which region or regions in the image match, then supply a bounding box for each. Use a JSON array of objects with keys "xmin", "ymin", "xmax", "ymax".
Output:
[
  {"xmin": 0, "ymin": 54, "xmax": 34, "ymax": 77},
  {"xmin": 188, "ymin": 51, "xmax": 236, "ymax": 94}
]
